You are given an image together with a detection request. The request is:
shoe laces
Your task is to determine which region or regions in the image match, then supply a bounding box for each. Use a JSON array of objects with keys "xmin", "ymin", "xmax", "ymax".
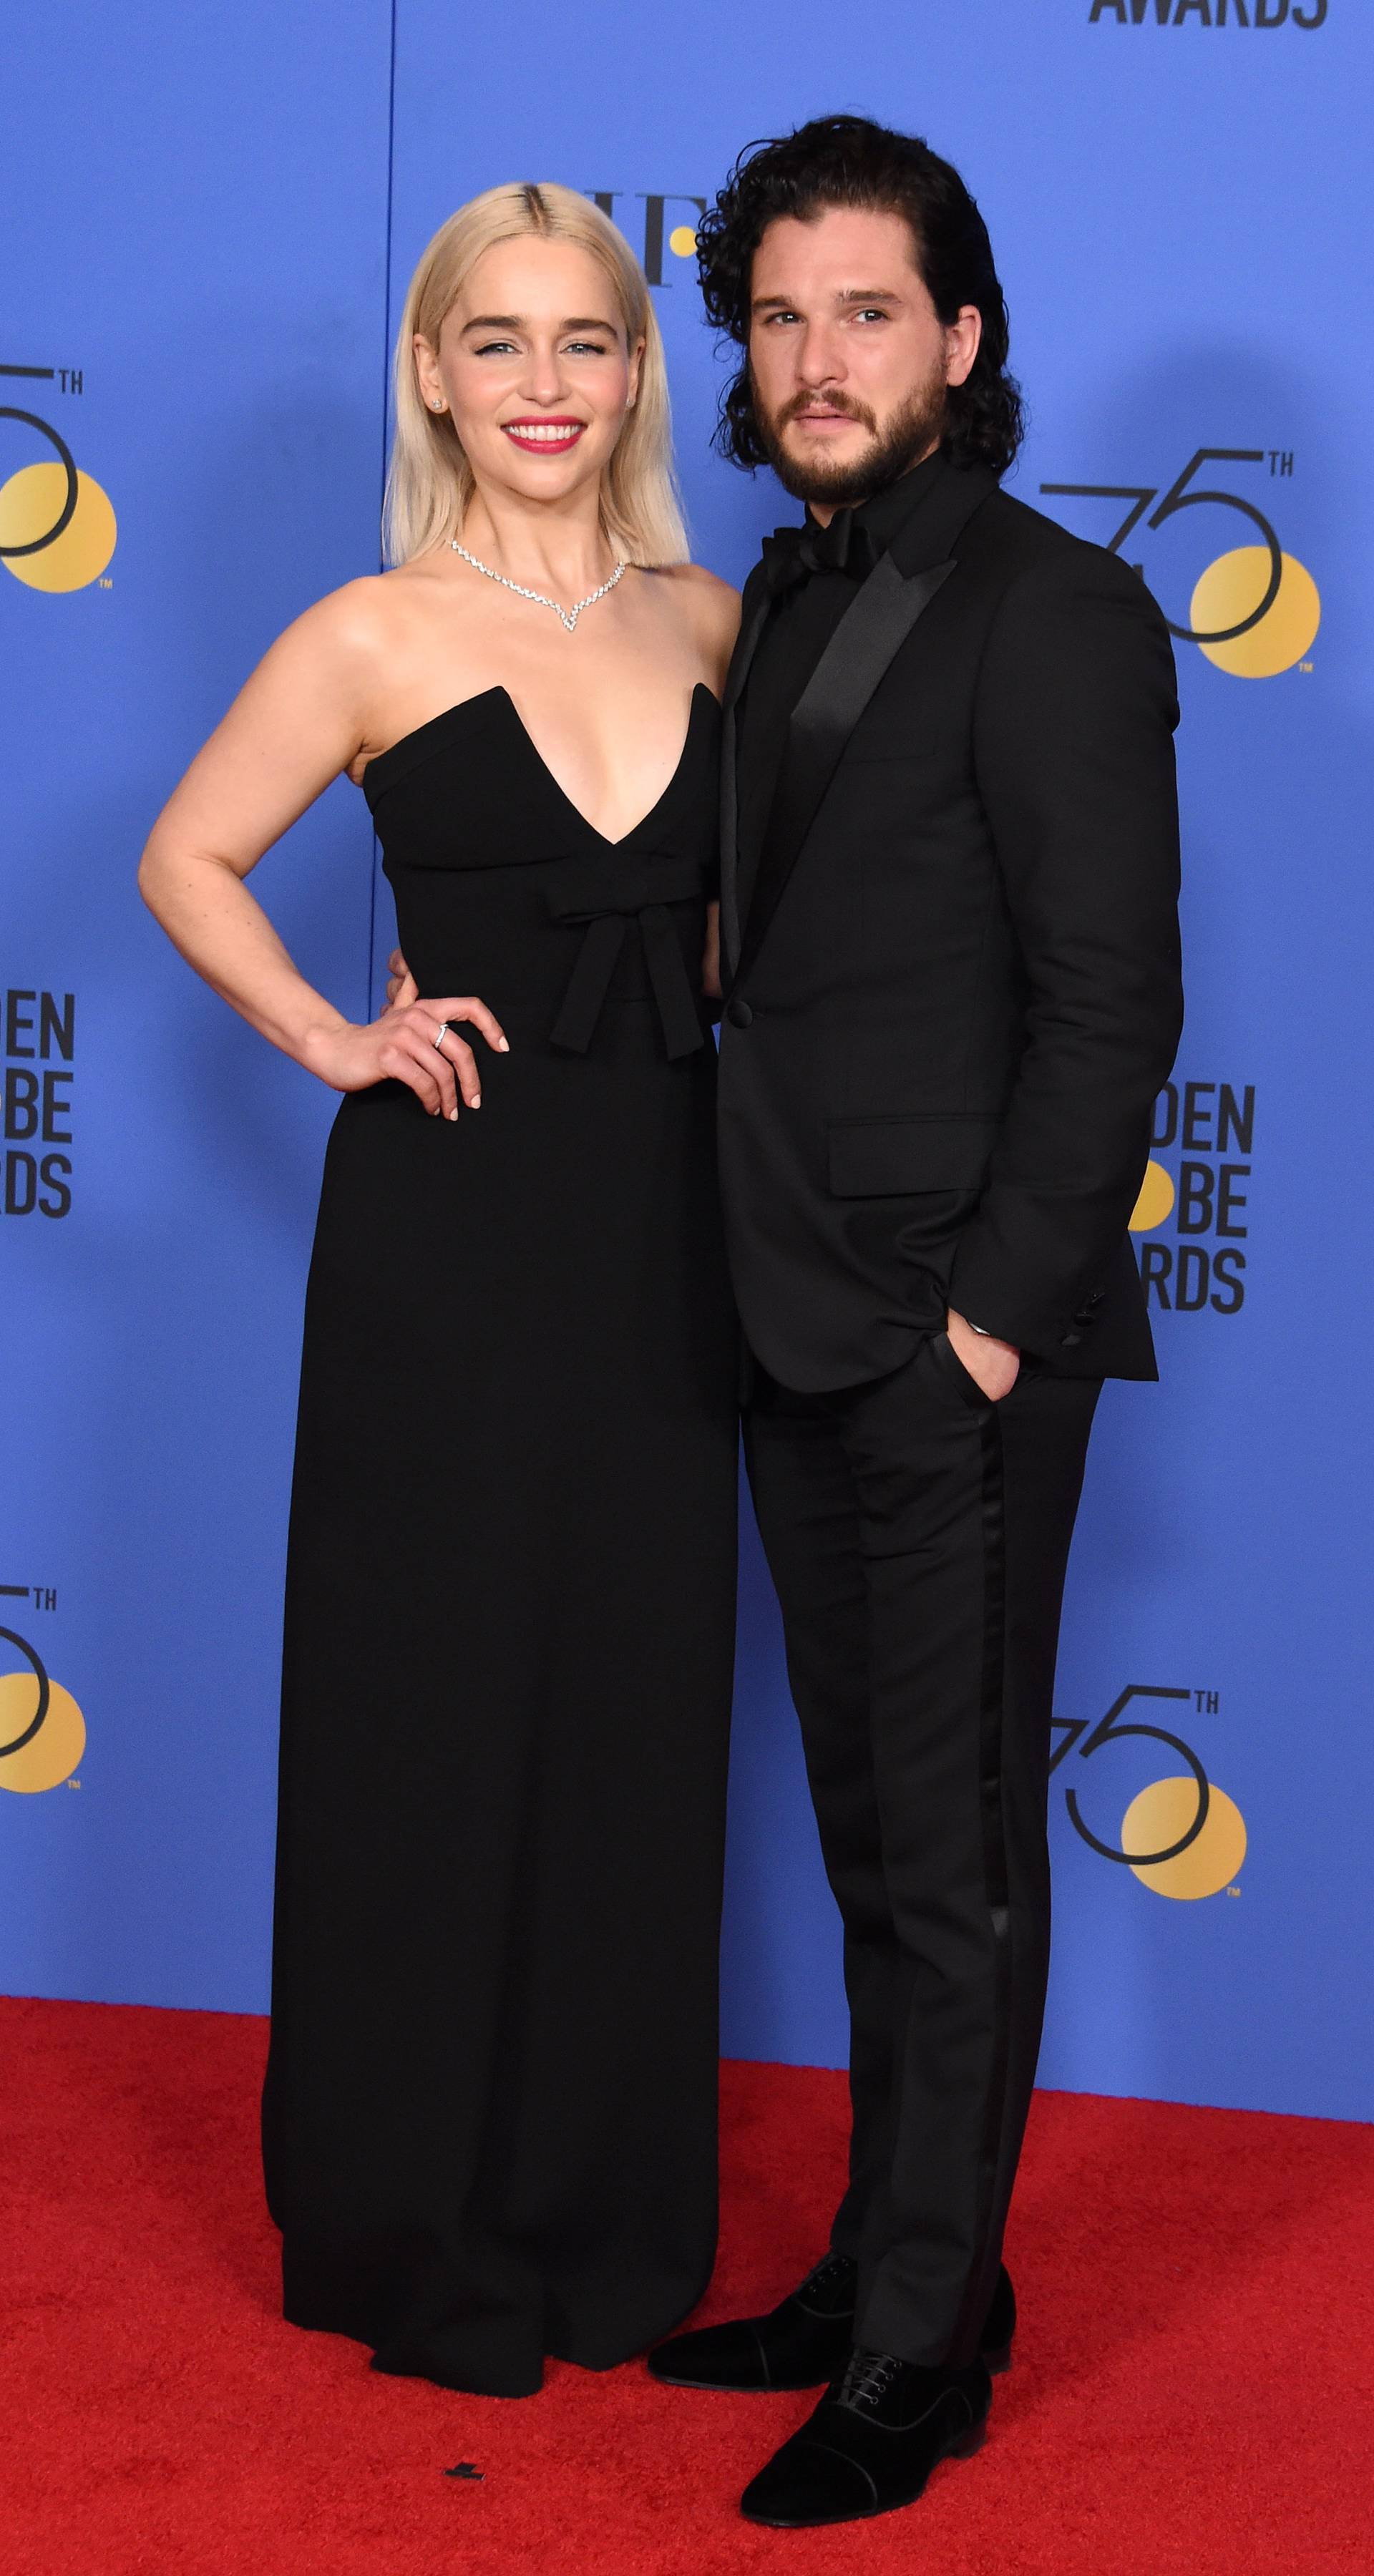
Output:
[{"xmin": 838, "ymin": 2347, "xmax": 903, "ymax": 2413}]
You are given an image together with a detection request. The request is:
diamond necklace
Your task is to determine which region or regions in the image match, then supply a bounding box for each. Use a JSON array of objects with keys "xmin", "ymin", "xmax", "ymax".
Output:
[{"xmin": 449, "ymin": 540, "xmax": 629, "ymax": 634}]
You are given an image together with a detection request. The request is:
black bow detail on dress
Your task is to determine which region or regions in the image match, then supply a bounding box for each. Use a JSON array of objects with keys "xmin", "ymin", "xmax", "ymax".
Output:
[
  {"xmin": 760, "ymin": 509, "xmax": 879, "ymax": 600},
  {"xmin": 545, "ymin": 854, "xmax": 708, "ymax": 1060}
]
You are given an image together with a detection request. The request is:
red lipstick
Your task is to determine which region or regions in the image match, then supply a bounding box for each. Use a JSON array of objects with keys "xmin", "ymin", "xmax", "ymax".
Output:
[{"xmin": 502, "ymin": 418, "xmax": 587, "ymax": 455}]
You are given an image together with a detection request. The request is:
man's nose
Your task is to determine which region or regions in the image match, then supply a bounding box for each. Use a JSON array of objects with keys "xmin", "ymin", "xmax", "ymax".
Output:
[{"xmin": 794, "ymin": 323, "xmax": 844, "ymax": 388}]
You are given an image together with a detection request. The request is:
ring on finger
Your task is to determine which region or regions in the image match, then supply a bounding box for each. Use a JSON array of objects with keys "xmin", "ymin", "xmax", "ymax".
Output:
[{"xmin": 432, "ymin": 1021, "xmax": 449, "ymax": 1051}]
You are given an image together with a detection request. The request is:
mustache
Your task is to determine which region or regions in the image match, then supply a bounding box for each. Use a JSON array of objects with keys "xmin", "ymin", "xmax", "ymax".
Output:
[{"xmin": 775, "ymin": 391, "xmax": 878, "ymax": 435}]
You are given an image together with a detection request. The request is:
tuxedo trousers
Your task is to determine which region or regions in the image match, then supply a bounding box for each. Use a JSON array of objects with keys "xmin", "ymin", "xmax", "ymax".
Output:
[{"xmin": 743, "ymin": 1330, "xmax": 1100, "ymax": 2367}]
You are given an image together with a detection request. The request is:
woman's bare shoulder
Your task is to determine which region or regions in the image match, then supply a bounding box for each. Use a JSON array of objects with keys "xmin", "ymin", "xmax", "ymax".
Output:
[
  {"xmin": 266, "ymin": 559, "xmax": 450, "ymax": 693},
  {"xmin": 304, "ymin": 565, "xmax": 426, "ymax": 652},
  {"xmin": 656, "ymin": 559, "xmax": 740, "ymax": 610},
  {"xmin": 253, "ymin": 572, "xmax": 386, "ymax": 679},
  {"xmin": 652, "ymin": 560, "xmax": 741, "ymax": 674}
]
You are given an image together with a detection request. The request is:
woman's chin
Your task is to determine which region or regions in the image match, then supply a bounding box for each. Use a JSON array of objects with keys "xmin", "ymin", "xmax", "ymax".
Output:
[{"xmin": 474, "ymin": 440, "xmax": 611, "ymax": 505}]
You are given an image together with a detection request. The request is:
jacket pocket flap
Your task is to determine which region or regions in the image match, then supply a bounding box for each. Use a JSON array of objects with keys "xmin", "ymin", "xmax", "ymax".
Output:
[{"xmin": 827, "ymin": 1114, "xmax": 999, "ymax": 1198}]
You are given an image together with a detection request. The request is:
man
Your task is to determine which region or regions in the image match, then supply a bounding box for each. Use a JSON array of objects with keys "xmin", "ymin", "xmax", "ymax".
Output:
[{"xmin": 645, "ymin": 116, "xmax": 1183, "ymax": 2528}]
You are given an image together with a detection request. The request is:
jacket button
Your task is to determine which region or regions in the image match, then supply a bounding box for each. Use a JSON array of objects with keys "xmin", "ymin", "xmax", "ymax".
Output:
[{"xmin": 726, "ymin": 997, "xmax": 754, "ymax": 1029}]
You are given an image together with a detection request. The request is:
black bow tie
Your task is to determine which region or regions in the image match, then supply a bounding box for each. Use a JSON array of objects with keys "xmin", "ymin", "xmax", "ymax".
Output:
[{"xmin": 761, "ymin": 509, "xmax": 878, "ymax": 600}]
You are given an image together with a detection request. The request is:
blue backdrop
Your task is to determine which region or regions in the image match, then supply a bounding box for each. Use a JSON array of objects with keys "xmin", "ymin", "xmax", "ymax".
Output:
[{"xmin": 3, "ymin": 0, "xmax": 1370, "ymax": 2122}]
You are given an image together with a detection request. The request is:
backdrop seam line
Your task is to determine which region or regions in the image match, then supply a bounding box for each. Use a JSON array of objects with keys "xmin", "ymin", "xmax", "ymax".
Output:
[{"xmin": 366, "ymin": 0, "xmax": 399, "ymax": 1019}]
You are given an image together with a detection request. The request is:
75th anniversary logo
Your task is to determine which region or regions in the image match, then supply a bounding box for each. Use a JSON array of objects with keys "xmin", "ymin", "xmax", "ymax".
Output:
[
  {"xmin": 1053, "ymin": 1684, "xmax": 1246, "ymax": 1900},
  {"xmin": 1041, "ymin": 446, "xmax": 1319, "ymax": 678},
  {"xmin": 1, "ymin": 361, "xmax": 115, "ymax": 593},
  {"xmin": 0, "ymin": 1586, "xmax": 85, "ymax": 1793}
]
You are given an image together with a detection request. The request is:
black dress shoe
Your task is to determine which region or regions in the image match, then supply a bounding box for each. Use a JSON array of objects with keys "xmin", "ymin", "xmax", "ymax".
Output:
[
  {"xmin": 647, "ymin": 2252, "xmax": 1015, "ymax": 2391},
  {"xmin": 648, "ymin": 2248, "xmax": 857, "ymax": 2389},
  {"xmin": 739, "ymin": 2346, "xmax": 992, "ymax": 2529}
]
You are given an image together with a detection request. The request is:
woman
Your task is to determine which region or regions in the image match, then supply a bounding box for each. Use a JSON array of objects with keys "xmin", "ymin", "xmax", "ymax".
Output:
[{"xmin": 139, "ymin": 183, "xmax": 741, "ymax": 2399}]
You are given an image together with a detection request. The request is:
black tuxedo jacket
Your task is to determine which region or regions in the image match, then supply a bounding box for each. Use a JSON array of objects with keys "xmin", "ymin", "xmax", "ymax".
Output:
[{"xmin": 716, "ymin": 457, "xmax": 1184, "ymax": 1394}]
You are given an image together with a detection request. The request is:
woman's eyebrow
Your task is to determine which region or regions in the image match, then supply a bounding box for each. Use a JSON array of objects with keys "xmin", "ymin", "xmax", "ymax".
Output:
[{"xmin": 459, "ymin": 313, "xmax": 619, "ymax": 333}]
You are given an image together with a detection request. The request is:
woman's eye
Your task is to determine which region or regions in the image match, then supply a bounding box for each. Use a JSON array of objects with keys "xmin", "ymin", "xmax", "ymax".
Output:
[
  {"xmin": 566, "ymin": 340, "xmax": 610, "ymax": 357},
  {"xmin": 473, "ymin": 340, "xmax": 517, "ymax": 357}
]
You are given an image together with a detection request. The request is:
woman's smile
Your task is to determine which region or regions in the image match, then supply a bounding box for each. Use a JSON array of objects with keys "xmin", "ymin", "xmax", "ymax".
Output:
[{"xmin": 502, "ymin": 416, "xmax": 587, "ymax": 454}]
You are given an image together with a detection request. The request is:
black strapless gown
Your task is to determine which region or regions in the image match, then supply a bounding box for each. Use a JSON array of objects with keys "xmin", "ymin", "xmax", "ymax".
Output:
[{"xmin": 261, "ymin": 683, "xmax": 739, "ymax": 2398}]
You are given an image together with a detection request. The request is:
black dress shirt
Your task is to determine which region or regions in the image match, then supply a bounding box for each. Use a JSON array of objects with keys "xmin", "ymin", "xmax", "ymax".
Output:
[{"xmin": 735, "ymin": 450, "xmax": 946, "ymax": 926}]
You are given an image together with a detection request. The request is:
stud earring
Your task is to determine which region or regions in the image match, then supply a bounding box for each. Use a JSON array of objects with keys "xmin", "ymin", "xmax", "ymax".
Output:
[{"xmin": 431, "ymin": 399, "xmax": 447, "ymax": 413}]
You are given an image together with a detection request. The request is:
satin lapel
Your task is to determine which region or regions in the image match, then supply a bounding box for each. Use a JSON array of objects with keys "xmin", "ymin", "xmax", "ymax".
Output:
[
  {"xmin": 731, "ymin": 552, "xmax": 956, "ymax": 989},
  {"xmin": 719, "ymin": 572, "xmax": 774, "ymax": 977}
]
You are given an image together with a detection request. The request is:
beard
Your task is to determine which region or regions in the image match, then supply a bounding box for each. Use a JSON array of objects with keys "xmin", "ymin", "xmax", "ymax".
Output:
[{"xmin": 754, "ymin": 366, "xmax": 947, "ymax": 507}]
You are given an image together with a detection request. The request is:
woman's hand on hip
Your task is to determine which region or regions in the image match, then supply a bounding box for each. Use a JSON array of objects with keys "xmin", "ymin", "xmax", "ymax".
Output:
[{"xmin": 307, "ymin": 997, "xmax": 509, "ymax": 1118}]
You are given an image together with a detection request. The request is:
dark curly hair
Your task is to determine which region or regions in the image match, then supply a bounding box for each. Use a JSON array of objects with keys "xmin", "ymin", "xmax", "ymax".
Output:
[{"xmin": 696, "ymin": 114, "xmax": 1023, "ymax": 478}]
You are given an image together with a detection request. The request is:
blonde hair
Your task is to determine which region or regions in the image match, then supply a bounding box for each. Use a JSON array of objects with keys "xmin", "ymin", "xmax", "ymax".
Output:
[{"xmin": 384, "ymin": 182, "xmax": 688, "ymax": 570}]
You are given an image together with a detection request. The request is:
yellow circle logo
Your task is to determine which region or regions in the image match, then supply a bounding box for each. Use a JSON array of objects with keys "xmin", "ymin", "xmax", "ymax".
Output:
[
  {"xmin": 1121, "ymin": 1776, "xmax": 1247, "ymax": 1900},
  {"xmin": 0, "ymin": 459, "xmax": 116, "ymax": 592},
  {"xmin": 0, "ymin": 1636, "xmax": 85, "ymax": 1793},
  {"xmin": 668, "ymin": 224, "xmax": 699, "ymax": 258},
  {"xmin": 1129, "ymin": 1159, "xmax": 1176, "ymax": 1231},
  {"xmin": 1191, "ymin": 547, "xmax": 1320, "ymax": 678}
]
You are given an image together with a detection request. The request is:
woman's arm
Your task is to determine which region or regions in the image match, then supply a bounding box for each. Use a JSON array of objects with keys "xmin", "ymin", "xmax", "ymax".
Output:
[
  {"xmin": 139, "ymin": 583, "xmax": 504, "ymax": 1117},
  {"xmin": 667, "ymin": 564, "xmax": 739, "ymax": 1005}
]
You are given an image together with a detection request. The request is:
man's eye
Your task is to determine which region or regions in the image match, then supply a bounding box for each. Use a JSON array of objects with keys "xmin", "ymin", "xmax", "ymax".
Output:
[
  {"xmin": 764, "ymin": 311, "xmax": 800, "ymax": 327},
  {"xmin": 854, "ymin": 308, "xmax": 890, "ymax": 324}
]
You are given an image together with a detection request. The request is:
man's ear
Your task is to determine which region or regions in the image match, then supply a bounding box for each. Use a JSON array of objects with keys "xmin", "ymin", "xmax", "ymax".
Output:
[{"xmin": 945, "ymin": 306, "xmax": 983, "ymax": 390}]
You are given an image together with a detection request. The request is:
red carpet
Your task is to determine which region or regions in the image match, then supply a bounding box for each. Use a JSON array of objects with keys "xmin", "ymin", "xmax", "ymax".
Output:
[{"xmin": 4, "ymin": 1997, "xmax": 1371, "ymax": 2575}]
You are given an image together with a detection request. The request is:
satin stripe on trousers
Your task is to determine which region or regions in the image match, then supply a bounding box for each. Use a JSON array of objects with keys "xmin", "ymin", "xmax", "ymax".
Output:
[{"xmin": 743, "ymin": 1332, "xmax": 1100, "ymax": 2368}]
